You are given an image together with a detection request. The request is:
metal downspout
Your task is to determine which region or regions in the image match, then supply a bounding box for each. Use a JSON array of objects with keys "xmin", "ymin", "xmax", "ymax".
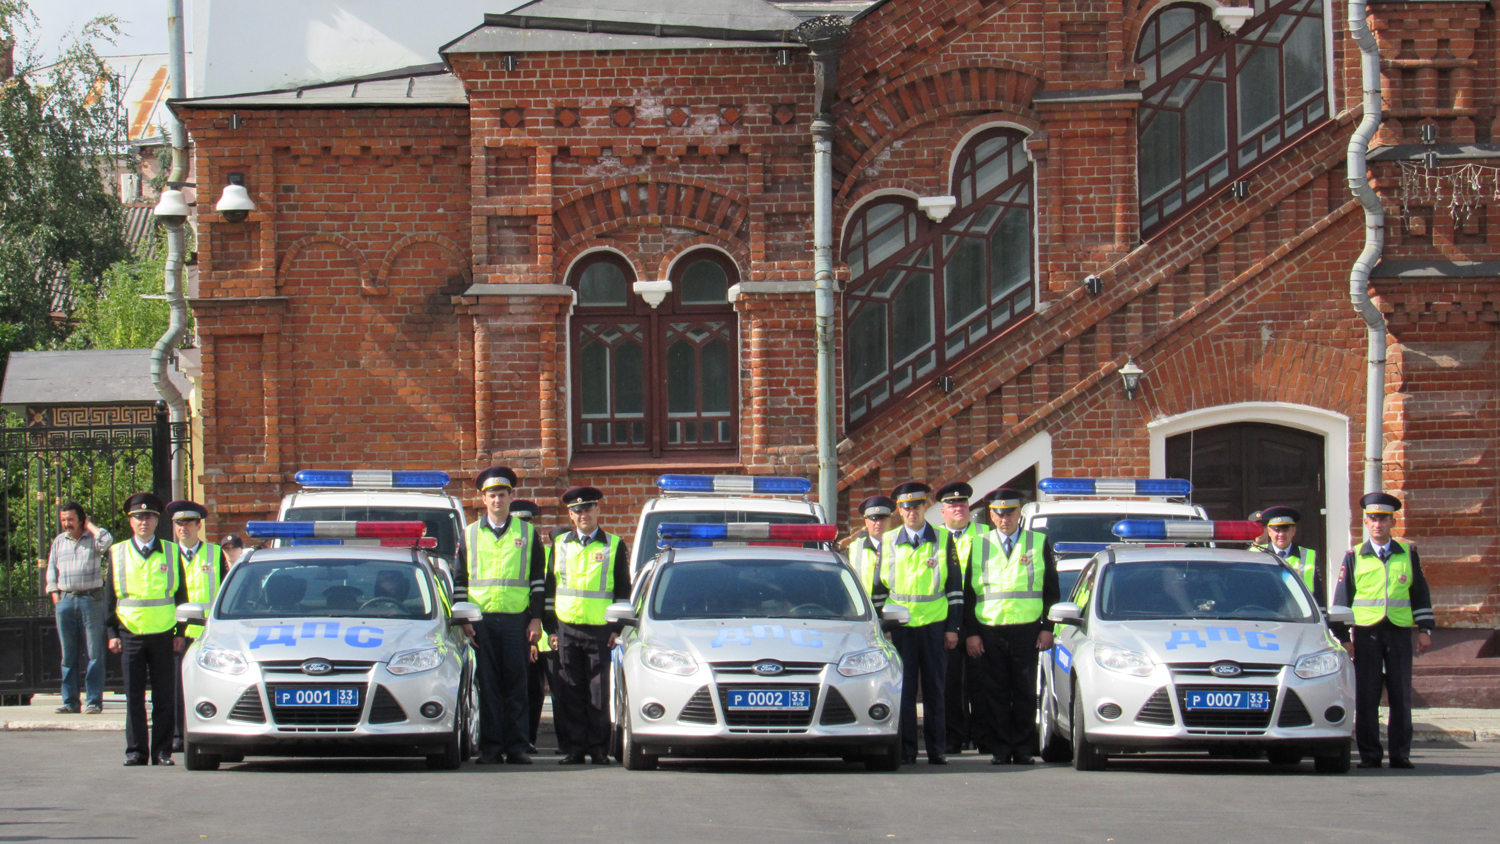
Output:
[
  {"xmin": 152, "ymin": 0, "xmax": 189, "ymax": 497},
  {"xmin": 1347, "ymin": 0, "xmax": 1387, "ymax": 498}
]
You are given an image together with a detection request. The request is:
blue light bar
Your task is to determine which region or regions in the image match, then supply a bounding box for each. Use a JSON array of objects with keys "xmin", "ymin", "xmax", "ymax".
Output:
[
  {"xmin": 656, "ymin": 474, "xmax": 813, "ymax": 496},
  {"xmin": 1038, "ymin": 478, "xmax": 1193, "ymax": 497},
  {"xmin": 1111, "ymin": 520, "xmax": 1259, "ymax": 542},
  {"xmin": 288, "ymin": 538, "xmax": 343, "ymax": 546},
  {"xmin": 294, "ymin": 469, "xmax": 451, "ymax": 489},
  {"xmin": 247, "ymin": 521, "xmax": 316, "ymax": 538},
  {"xmin": 1053, "ymin": 542, "xmax": 1111, "ymax": 555}
]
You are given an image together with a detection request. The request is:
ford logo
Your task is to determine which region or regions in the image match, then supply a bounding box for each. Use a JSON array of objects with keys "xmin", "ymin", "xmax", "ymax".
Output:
[
  {"xmin": 302, "ymin": 659, "xmax": 334, "ymax": 676},
  {"xmin": 752, "ymin": 660, "xmax": 785, "ymax": 676},
  {"xmin": 1210, "ymin": 661, "xmax": 1242, "ymax": 677}
]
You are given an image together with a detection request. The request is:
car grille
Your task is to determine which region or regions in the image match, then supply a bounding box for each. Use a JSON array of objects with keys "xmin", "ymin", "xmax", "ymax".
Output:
[
  {"xmin": 267, "ymin": 684, "xmax": 367, "ymax": 726},
  {"xmin": 819, "ymin": 687, "xmax": 857, "ymax": 725},
  {"xmin": 1277, "ymin": 689, "xmax": 1313, "ymax": 727},
  {"xmin": 1135, "ymin": 688, "xmax": 1175, "ymax": 726},
  {"xmin": 228, "ymin": 686, "xmax": 265, "ymax": 723},
  {"xmin": 679, "ymin": 687, "xmax": 718, "ymax": 724},
  {"xmin": 717, "ymin": 684, "xmax": 818, "ymax": 728},
  {"xmin": 258, "ymin": 659, "xmax": 376, "ymax": 676},
  {"xmin": 710, "ymin": 661, "xmax": 825, "ymax": 678},
  {"xmin": 1176, "ymin": 685, "xmax": 1277, "ymax": 730},
  {"xmin": 367, "ymin": 685, "xmax": 407, "ymax": 724},
  {"xmin": 1168, "ymin": 662, "xmax": 1283, "ymax": 678}
]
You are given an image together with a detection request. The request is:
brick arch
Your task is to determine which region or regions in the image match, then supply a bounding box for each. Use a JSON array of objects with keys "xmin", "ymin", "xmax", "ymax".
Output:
[
  {"xmin": 374, "ymin": 233, "xmax": 471, "ymax": 293},
  {"xmin": 553, "ymin": 176, "xmax": 751, "ymax": 245},
  {"xmin": 832, "ymin": 61, "xmax": 1043, "ymax": 201},
  {"xmin": 278, "ymin": 234, "xmax": 373, "ymax": 291},
  {"xmin": 554, "ymin": 240, "xmax": 650, "ymax": 286},
  {"xmin": 1125, "ymin": 0, "xmax": 1232, "ymax": 59},
  {"xmin": 941, "ymin": 115, "xmax": 1043, "ymax": 189}
]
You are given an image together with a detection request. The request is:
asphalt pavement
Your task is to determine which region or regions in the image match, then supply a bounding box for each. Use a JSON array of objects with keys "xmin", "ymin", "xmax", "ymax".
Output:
[{"xmin": 2, "ymin": 730, "xmax": 1498, "ymax": 844}]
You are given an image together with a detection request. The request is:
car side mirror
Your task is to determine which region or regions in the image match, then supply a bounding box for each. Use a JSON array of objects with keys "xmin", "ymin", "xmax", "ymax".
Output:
[
  {"xmin": 1047, "ymin": 602, "xmax": 1083, "ymax": 625},
  {"xmin": 175, "ymin": 603, "xmax": 207, "ymax": 625},
  {"xmin": 449, "ymin": 601, "xmax": 482, "ymax": 625},
  {"xmin": 1325, "ymin": 605, "xmax": 1354, "ymax": 625},
  {"xmin": 880, "ymin": 604, "xmax": 910, "ymax": 631},
  {"xmin": 605, "ymin": 602, "xmax": 638, "ymax": 627}
]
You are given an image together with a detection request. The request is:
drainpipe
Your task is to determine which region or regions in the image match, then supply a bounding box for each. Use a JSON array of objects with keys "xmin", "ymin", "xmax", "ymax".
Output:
[
  {"xmin": 1347, "ymin": 0, "xmax": 1386, "ymax": 500},
  {"xmin": 794, "ymin": 15, "xmax": 851, "ymax": 519},
  {"xmin": 151, "ymin": 0, "xmax": 189, "ymax": 498}
]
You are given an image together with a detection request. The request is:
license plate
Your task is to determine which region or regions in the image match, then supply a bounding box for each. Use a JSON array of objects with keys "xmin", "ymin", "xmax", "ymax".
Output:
[
  {"xmin": 725, "ymin": 689, "xmax": 811, "ymax": 711},
  {"xmin": 1183, "ymin": 690, "xmax": 1271, "ymax": 711},
  {"xmin": 274, "ymin": 687, "xmax": 361, "ymax": 708}
]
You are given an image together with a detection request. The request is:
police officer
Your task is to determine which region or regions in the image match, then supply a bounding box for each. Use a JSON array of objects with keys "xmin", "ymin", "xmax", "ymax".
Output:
[
  {"xmin": 1259, "ymin": 506, "xmax": 1322, "ymax": 607},
  {"xmin": 872, "ymin": 481, "xmax": 962, "ymax": 765},
  {"xmin": 1248, "ymin": 510, "xmax": 1268, "ymax": 550},
  {"xmin": 934, "ymin": 481, "xmax": 991, "ymax": 755},
  {"xmin": 510, "ymin": 498, "xmax": 555, "ymax": 755},
  {"xmin": 848, "ymin": 496, "xmax": 895, "ymax": 605},
  {"xmin": 164, "ymin": 500, "xmax": 224, "ymax": 754},
  {"xmin": 1333, "ymin": 492, "xmax": 1434, "ymax": 769},
  {"xmin": 105, "ymin": 492, "xmax": 185, "ymax": 766},
  {"xmin": 545, "ymin": 486, "xmax": 631, "ymax": 765},
  {"xmin": 964, "ymin": 488, "xmax": 1059, "ymax": 765},
  {"xmin": 461, "ymin": 467, "xmax": 545, "ymax": 765}
]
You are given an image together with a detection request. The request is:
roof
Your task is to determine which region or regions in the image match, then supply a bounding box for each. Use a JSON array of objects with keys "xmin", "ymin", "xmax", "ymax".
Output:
[
  {"xmin": 240, "ymin": 545, "xmax": 429, "ymax": 564},
  {"xmin": 123, "ymin": 204, "xmax": 160, "ymax": 257},
  {"xmin": 106, "ymin": 53, "xmax": 190, "ymax": 145},
  {"xmin": 770, "ymin": 1, "xmax": 877, "ymax": 21},
  {"xmin": 443, "ymin": 0, "xmax": 802, "ymax": 54},
  {"xmin": 170, "ymin": 64, "xmax": 467, "ymax": 111},
  {"xmin": 0, "ymin": 349, "xmax": 190, "ymax": 409},
  {"xmin": 508, "ymin": 0, "xmax": 800, "ymax": 29}
]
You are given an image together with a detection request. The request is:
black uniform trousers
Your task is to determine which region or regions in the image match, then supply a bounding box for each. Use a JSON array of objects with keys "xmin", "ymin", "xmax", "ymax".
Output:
[
  {"xmin": 173, "ymin": 648, "xmax": 189, "ymax": 749},
  {"xmin": 974, "ymin": 622, "xmax": 1041, "ymax": 762},
  {"xmin": 945, "ymin": 649, "xmax": 991, "ymax": 753},
  {"xmin": 528, "ymin": 649, "xmax": 559, "ymax": 747},
  {"xmin": 891, "ymin": 621, "xmax": 948, "ymax": 760},
  {"xmin": 555, "ymin": 622, "xmax": 612, "ymax": 756},
  {"xmin": 1353, "ymin": 620, "xmax": 1415, "ymax": 764},
  {"xmin": 473, "ymin": 611, "xmax": 532, "ymax": 758},
  {"xmin": 120, "ymin": 630, "xmax": 176, "ymax": 762}
]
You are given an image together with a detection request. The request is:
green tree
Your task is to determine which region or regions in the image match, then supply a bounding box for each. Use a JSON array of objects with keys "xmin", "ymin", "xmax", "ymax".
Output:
[
  {"xmin": 0, "ymin": 2, "xmax": 130, "ymax": 373},
  {"xmin": 64, "ymin": 231, "xmax": 189, "ymax": 349}
]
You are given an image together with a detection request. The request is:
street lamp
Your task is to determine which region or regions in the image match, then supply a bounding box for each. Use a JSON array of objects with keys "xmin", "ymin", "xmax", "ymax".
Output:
[{"xmin": 1120, "ymin": 357, "xmax": 1144, "ymax": 400}]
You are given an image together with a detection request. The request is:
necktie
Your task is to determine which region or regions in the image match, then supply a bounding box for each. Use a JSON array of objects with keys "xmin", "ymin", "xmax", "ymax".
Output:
[
  {"xmin": 1378, "ymin": 548, "xmax": 1390, "ymax": 562},
  {"xmin": 1003, "ymin": 536, "xmax": 1014, "ymax": 556}
]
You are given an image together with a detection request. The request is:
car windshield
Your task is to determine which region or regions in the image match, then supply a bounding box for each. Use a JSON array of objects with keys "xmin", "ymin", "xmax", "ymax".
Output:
[
  {"xmin": 1097, "ymin": 559, "xmax": 1316, "ymax": 622},
  {"xmin": 284, "ymin": 506, "xmax": 461, "ymax": 561},
  {"xmin": 652, "ymin": 558, "xmax": 867, "ymax": 621},
  {"xmin": 217, "ymin": 558, "xmax": 436, "ymax": 620},
  {"xmin": 1034, "ymin": 512, "xmax": 1200, "ymax": 545},
  {"xmin": 634, "ymin": 510, "xmax": 822, "ymax": 572}
]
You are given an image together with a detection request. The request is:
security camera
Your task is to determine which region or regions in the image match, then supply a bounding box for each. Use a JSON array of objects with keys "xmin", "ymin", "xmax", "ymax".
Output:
[
  {"xmin": 153, "ymin": 189, "xmax": 190, "ymax": 226},
  {"xmin": 215, "ymin": 173, "xmax": 256, "ymax": 223}
]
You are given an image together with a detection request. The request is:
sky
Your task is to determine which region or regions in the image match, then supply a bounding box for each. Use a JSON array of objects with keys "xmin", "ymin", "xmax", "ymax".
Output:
[{"xmin": 27, "ymin": 0, "xmax": 189, "ymax": 62}]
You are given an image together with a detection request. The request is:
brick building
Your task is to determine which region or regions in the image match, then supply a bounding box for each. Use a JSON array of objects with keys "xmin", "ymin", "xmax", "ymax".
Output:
[{"xmin": 175, "ymin": 0, "xmax": 1500, "ymax": 636}]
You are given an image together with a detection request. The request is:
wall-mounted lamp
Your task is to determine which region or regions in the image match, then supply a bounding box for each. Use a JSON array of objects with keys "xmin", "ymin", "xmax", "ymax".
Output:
[
  {"xmin": 1084, "ymin": 274, "xmax": 1102, "ymax": 295},
  {"xmin": 1422, "ymin": 150, "xmax": 1440, "ymax": 170},
  {"xmin": 1120, "ymin": 357, "xmax": 1144, "ymax": 400},
  {"xmin": 153, "ymin": 188, "xmax": 189, "ymax": 226},
  {"xmin": 917, "ymin": 195, "xmax": 957, "ymax": 223},
  {"xmin": 504, "ymin": 54, "xmax": 519, "ymax": 72},
  {"xmin": 1420, "ymin": 123, "xmax": 1437, "ymax": 145},
  {"xmin": 938, "ymin": 375, "xmax": 954, "ymax": 393},
  {"xmin": 775, "ymin": 48, "xmax": 791, "ymax": 66},
  {"xmin": 215, "ymin": 172, "xmax": 256, "ymax": 223},
  {"xmin": 1230, "ymin": 180, "xmax": 1250, "ymax": 200}
]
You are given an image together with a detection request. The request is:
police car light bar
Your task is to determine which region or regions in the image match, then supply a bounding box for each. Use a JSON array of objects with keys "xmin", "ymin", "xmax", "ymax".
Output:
[
  {"xmin": 1053, "ymin": 542, "xmax": 1112, "ymax": 556},
  {"xmin": 656, "ymin": 522, "xmax": 838, "ymax": 542},
  {"xmin": 288, "ymin": 537, "xmax": 439, "ymax": 549},
  {"xmin": 656, "ymin": 475, "xmax": 813, "ymax": 496},
  {"xmin": 245, "ymin": 521, "xmax": 428, "ymax": 540},
  {"xmin": 1111, "ymin": 520, "xmax": 1261, "ymax": 542},
  {"xmin": 1038, "ymin": 478, "xmax": 1193, "ymax": 498},
  {"xmin": 294, "ymin": 470, "xmax": 451, "ymax": 489}
]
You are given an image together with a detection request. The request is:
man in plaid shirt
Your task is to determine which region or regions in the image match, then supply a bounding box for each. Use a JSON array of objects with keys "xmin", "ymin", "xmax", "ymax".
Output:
[{"xmin": 45, "ymin": 501, "xmax": 114, "ymax": 714}]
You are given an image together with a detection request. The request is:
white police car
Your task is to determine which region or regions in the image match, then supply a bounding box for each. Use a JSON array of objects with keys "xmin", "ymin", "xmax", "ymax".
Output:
[
  {"xmin": 629, "ymin": 475, "xmax": 828, "ymax": 578},
  {"xmin": 608, "ymin": 523, "xmax": 905, "ymax": 771},
  {"xmin": 177, "ymin": 521, "xmax": 481, "ymax": 771},
  {"xmin": 1041, "ymin": 519, "xmax": 1355, "ymax": 773}
]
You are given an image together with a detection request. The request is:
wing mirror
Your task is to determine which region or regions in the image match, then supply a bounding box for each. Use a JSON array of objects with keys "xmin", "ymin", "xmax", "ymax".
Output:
[
  {"xmin": 1047, "ymin": 602, "xmax": 1084, "ymax": 625},
  {"xmin": 175, "ymin": 603, "xmax": 207, "ymax": 625},
  {"xmin": 1325, "ymin": 605, "xmax": 1354, "ymax": 625},
  {"xmin": 449, "ymin": 601, "xmax": 482, "ymax": 625},
  {"xmin": 880, "ymin": 604, "xmax": 910, "ymax": 631},
  {"xmin": 604, "ymin": 602, "xmax": 638, "ymax": 627}
]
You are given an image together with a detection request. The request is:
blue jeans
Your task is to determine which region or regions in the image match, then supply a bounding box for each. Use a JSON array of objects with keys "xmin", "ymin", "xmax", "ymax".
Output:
[{"xmin": 56, "ymin": 591, "xmax": 107, "ymax": 708}]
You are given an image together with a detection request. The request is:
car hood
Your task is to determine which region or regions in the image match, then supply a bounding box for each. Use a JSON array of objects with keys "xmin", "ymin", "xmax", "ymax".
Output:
[
  {"xmin": 1093, "ymin": 618, "xmax": 1338, "ymax": 666},
  {"xmin": 646, "ymin": 618, "xmax": 882, "ymax": 664},
  {"xmin": 205, "ymin": 617, "xmax": 440, "ymax": 662}
]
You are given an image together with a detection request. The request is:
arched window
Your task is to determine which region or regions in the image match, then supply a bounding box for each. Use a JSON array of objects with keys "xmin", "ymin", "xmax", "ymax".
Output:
[
  {"xmin": 570, "ymin": 250, "xmax": 738, "ymax": 455},
  {"xmin": 1137, "ymin": 0, "xmax": 1327, "ymax": 236},
  {"xmin": 842, "ymin": 129, "xmax": 1035, "ymax": 426}
]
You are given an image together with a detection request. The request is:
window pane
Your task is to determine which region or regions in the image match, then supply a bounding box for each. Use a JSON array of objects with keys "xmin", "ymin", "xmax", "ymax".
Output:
[
  {"xmin": 1237, "ymin": 45, "xmax": 1280, "ymax": 139},
  {"xmin": 864, "ymin": 202, "xmax": 903, "ymax": 233},
  {"xmin": 990, "ymin": 208, "xmax": 1031, "ymax": 297},
  {"xmin": 1282, "ymin": 16, "xmax": 1324, "ymax": 107},
  {"xmin": 1138, "ymin": 110, "xmax": 1182, "ymax": 201},
  {"xmin": 579, "ymin": 341, "xmax": 609, "ymax": 417},
  {"xmin": 865, "ymin": 214, "xmax": 909, "ymax": 269},
  {"xmin": 666, "ymin": 340, "xmax": 696, "ymax": 414},
  {"xmin": 1184, "ymin": 80, "xmax": 1226, "ymax": 173},
  {"xmin": 1158, "ymin": 15, "xmax": 1202, "ymax": 79},
  {"xmin": 701, "ymin": 340, "xmax": 730, "ymax": 414},
  {"xmin": 578, "ymin": 261, "xmax": 629, "ymax": 306},
  {"xmin": 680, "ymin": 259, "xmax": 729, "ymax": 304},
  {"xmin": 614, "ymin": 342, "xmax": 644, "ymax": 415},
  {"xmin": 945, "ymin": 238, "xmax": 986, "ymax": 329},
  {"xmin": 891, "ymin": 273, "xmax": 933, "ymax": 363},
  {"xmin": 848, "ymin": 304, "xmax": 887, "ymax": 391}
]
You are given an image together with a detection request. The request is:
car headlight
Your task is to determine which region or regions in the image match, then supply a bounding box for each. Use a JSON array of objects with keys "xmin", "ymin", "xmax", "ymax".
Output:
[
  {"xmin": 388, "ymin": 647, "xmax": 444, "ymax": 675},
  {"xmin": 1093, "ymin": 644, "xmax": 1154, "ymax": 677},
  {"xmin": 642, "ymin": 644, "xmax": 697, "ymax": 676},
  {"xmin": 1294, "ymin": 649, "xmax": 1342, "ymax": 680},
  {"xmin": 837, "ymin": 648, "xmax": 890, "ymax": 677},
  {"xmin": 196, "ymin": 646, "xmax": 248, "ymax": 676}
]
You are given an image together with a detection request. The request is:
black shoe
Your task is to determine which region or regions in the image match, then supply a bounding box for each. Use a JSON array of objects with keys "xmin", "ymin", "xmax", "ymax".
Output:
[
  {"xmin": 507, "ymin": 753, "xmax": 534, "ymax": 765},
  {"xmin": 927, "ymin": 754, "xmax": 948, "ymax": 765},
  {"xmin": 526, "ymin": 742, "xmax": 538, "ymax": 754},
  {"xmin": 1010, "ymin": 755, "xmax": 1035, "ymax": 766},
  {"xmin": 152, "ymin": 756, "xmax": 174, "ymax": 766},
  {"xmin": 123, "ymin": 756, "xmax": 147, "ymax": 767},
  {"xmin": 990, "ymin": 754, "xmax": 1008, "ymax": 765},
  {"xmin": 1390, "ymin": 758, "xmax": 1415, "ymax": 769},
  {"xmin": 1357, "ymin": 759, "xmax": 1382, "ymax": 769},
  {"xmin": 590, "ymin": 753, "xmax": 612, "ymax": 765},
  {"xmin": 901, "ymin": 755, "xmax": 917, "ymax": 765},
  {"xmin": 475, "ymin": 754, "xmax": 502, "ymax": 765},
  {"xmin": 559, "ymin": 752, "xmax": 587, "ymax": 765},
  {"xmin": 54, "ymin": 704, "xmax": 80, "ymax": 714},
  {"xmin": 171, "ymin": 741, "xmax": 185, "ymax": 753}
]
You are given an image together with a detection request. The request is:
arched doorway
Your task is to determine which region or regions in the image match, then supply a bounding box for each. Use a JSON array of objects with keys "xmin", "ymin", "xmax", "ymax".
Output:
[{"xmin": 1165, "ymin": 422, "xmax": 1326, "ymax": 556}]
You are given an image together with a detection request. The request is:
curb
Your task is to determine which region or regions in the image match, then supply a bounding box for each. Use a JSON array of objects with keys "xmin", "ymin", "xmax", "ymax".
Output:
[
  {"xmin": 1413, "ymin": 727, "xmax": 1500, "ymax": 744},
  {"xmin": 3, "ymin": 720, "xmax": 125, "ymax": 731}
]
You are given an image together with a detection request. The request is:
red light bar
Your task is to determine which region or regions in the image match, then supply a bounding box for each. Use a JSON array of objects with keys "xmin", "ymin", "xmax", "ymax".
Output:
[{"xmin": 354, "ymin": 522, "xmax": 427, "ymax": 539}]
